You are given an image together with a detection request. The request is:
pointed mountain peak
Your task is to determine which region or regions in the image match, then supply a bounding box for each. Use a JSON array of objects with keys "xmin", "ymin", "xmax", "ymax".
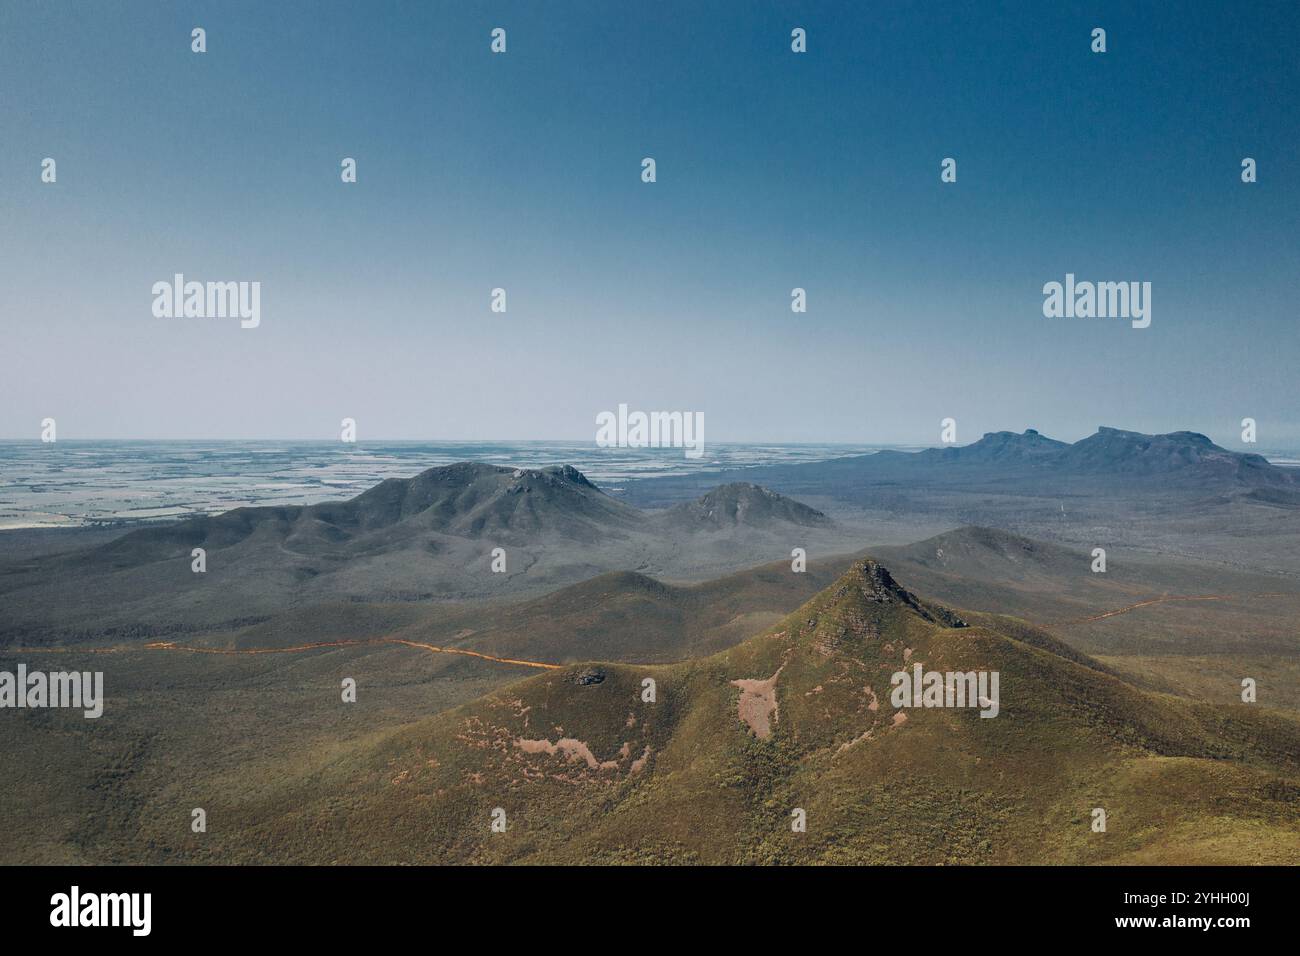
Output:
[
  {"xmin": 828, "ymin": 559, "xmax": 968, "ymax": 628},
  {"xmin": 543, "ymin": 464, "xmax": 597, "ymax": 487}
]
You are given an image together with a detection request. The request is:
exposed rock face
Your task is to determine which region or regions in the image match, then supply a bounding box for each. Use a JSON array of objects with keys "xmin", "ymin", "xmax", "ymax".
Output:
[{"xmin": 837, "ymin": 559, "xmax": 968, "ymax": 629}]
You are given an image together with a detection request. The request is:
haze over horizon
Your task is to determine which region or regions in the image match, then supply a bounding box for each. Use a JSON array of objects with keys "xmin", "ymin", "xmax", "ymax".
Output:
[
  {"xmin": 2, "ymin": 1, "xmax": 1297, "ymax": 446},
  {"xmin": 2, "ymin": 424, "xmax": 1296, "ymax": 455}
]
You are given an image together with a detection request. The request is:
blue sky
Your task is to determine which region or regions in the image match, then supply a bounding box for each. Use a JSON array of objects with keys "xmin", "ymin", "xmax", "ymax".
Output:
[{"xmin": 1, "ymin": 1, "xmax": 1296, "ymax": 446}]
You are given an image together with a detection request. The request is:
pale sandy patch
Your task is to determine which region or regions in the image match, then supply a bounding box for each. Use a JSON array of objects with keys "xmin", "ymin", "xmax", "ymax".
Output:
[
  {"xmin": 731, "ymin": 665, "xmax": 784, "ymax": 739},
  {"xmin": 514, "ymin": 737, "xmax": 628, "ymax": 772}
]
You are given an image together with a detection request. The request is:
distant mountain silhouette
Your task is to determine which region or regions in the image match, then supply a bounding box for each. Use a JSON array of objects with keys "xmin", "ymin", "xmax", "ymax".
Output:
[
  {"xmin": 879, "ymin": 428, "xmax": 1070, "ymax": 465},
  {"xmin": 623, "ymin": 426, "xmax": 1299, "ymax": 514},
  {"xmin": 1055, "ymin": 427, "xmax": 1288, "ymax": 484},
  {"xmin": 872, "ymin": 427, "xmax": 1291, "ymax": 486},
  {"xmin": 659, "ymin": 482, "xmax": 831, "ymax": 530}
]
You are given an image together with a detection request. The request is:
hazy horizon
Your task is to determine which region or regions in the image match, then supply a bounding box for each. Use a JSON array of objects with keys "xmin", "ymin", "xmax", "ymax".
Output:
[{"xmin": 1, "ymin": 423, "xmax": 1295, "ymax": 452}]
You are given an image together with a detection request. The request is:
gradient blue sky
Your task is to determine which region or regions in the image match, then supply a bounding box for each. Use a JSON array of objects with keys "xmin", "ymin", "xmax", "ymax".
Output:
[{"xmin": 1, "ymin": 1, "xmax": 1296, "ymax": 446}]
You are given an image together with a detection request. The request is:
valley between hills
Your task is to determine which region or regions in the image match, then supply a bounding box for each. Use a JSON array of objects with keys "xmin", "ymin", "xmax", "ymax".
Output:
[{"xmin": 1, "ymin": 427, "xmax": 1298, "ymax": 864}]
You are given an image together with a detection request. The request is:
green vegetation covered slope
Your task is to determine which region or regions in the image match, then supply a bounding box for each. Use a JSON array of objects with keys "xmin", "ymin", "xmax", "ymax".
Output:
[{"xmin": 176, "ymin": 559, "xmax": 1300, "ymax": 864}]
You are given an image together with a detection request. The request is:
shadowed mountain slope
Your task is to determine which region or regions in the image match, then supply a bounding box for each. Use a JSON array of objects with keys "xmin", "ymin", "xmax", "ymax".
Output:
[
  {"xmin": 342, "ymin": 463, "xmax": 638, "ymax": 540},
  {"xmin": 873, "ymin": 526, "xmax": 1300, "ymax": 657},
  {"xmin": 658, "ymin": 482, "xmax": 831, "ymax": 531},
  {"xmin": 87, "ymin": 463, "xmax": 640, "ymax": 563},
  {"xmin": 0, "ymin": 463, "xmax": 857, "ymax": 644},
  {"xmin": 212, "ymin": 552, "xmax": 862, "ymax": 665},
  {"xmin": 402, "ymin": 554, "xmax": 853, "ymax": 664}
]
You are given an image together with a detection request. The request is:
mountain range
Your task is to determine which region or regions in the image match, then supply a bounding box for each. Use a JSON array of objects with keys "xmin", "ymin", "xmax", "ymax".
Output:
[
  {"xmin": 6, "ymin": 425, "xmax": 1297, "ymax": 644},
  {"xmin": 619, "ymin": 426, "xmax": 1300, "ymax": 572},
  {"xmin": 0, "ymin": 464, "xmax": 845, "ymax": 643},
  {"xmin": 627, "ymin": 426, "xmax": 1297, "ymax": 504}
]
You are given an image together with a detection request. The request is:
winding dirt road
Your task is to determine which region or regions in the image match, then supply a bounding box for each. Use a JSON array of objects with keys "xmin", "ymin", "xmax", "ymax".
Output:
[
  {"xmin": 1052, "ymin": 591, "xmax": 1291, "ymax": 626},
  {"xmin": 12, "ymin": 636, "xmax": 562, "ymax": 670},
  {"xmin": 14, "ymin": 592, "xmax": 1293, "ymax": 667}
]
